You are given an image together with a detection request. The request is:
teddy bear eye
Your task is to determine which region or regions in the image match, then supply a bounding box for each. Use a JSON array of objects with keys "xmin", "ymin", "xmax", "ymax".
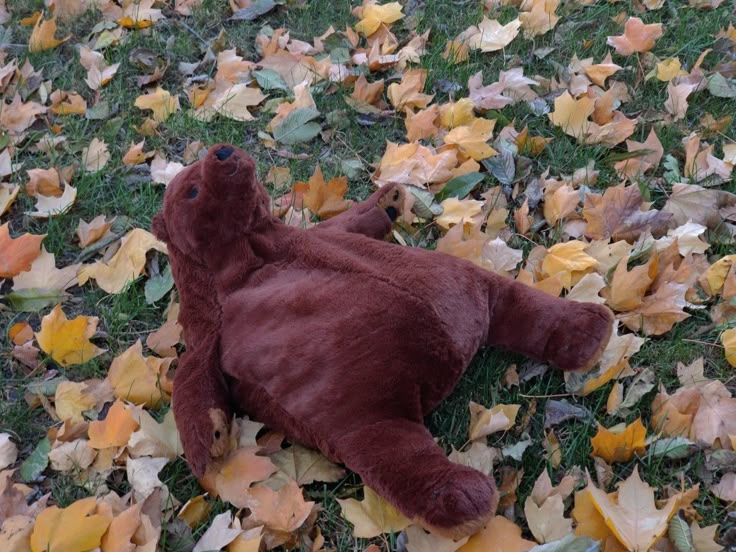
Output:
[{"xmin": 188, "ymin": 186, "xmax": 199, "ymax": 199}]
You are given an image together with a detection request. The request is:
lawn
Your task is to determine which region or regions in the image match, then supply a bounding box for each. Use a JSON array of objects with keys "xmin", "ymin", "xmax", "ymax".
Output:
[{"xmin": 1, "ymin": 0, "xmax": 735, "ymax": 551}]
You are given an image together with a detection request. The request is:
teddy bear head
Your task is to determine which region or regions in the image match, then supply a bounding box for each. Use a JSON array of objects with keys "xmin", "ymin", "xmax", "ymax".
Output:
[{"xmin": 151, "ymin": 144, "xmax": 271, "ymax": 259}]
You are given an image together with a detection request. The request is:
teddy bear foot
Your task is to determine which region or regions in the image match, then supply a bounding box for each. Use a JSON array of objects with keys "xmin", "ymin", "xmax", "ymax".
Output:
[
  {"xmin": 414, "ymin": 468, "xmax": 498, "ymax": 540},
  {"xmin": 547, "ymin": 303, "xmax": 615, "ymax": 372}
]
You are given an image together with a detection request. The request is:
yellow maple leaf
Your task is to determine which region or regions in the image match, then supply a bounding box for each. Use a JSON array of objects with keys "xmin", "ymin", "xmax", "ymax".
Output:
[
  {"xmin": 337, "ymin": 486, "xmax": 410, "ymax": 538},
  {"xmin": 107, "ymin": 340, "xmax": 173, "ymax": 407},
  {"xmin": 656, "ymin": 57, "xmax": 688, "ymax": 81},
  {"xmin": 387, "ymin": 69, "xmax": 434, "ymax": 112},
  {"xmin": 354, "ymin": 1, "xmax": 403, "ymax": 36},
  {"xmin": 122, "ymin": 140, "xmax": 154, "ymax": 165},
  {"xmin": 458, "ymin": 515, "xmax": 535, "ymax": 552},
  {"xmin": 543, "ymin": 182, "xmax": 579, "ymax": 225},
  {"xmin": 215, "ymin": 448, "xmax": 278, "ymax": 508},
  {"xmin": 469, "ymin": 17, "xmax": 522, "ymax": 52},
  {"xmin": 469, "ymin": 401, "xmax": 520, "ymax": 440},
  {"xmin": 77, "ymin": 228, "xmax": 168, "ymax": 294},
  {"xmin": 55, "ymin": 380, "xmax": 110, "ymax": 424},
  {"xmin": 541, "ymin": 240, "xmax": 598, "ymax": 288},
  {"xmin": 436, "ymin": 198, "xmax": 484, "ymax": 230},
  {"xmin": 300, "ymin": 165, "xmax": 353, "ymax": 219},
  {"xmin": 722, "ymin": 328, "xmax": 736, "ymax": 367},
  {"xmin": 30, "ymin": 497, "xmax": 112, "ymax": 552},
  {"xmin": 601, "ymin": 254, "xmax": 658, "ymax": 312},
  {"xmin": 548, "ymin": 91, "xmax": 595, "ymax": 139},
  {"xmin": 118, "ymin": 0, "xmax": 163, "ymax": 29},
  {"xmin": 134, "ymin": 87, "xmax": 180, "ymax": 123},
  {"xmin": 519, "ymin": 0, "xmax": 560, "ymax": 38},
  {"xmin": 591, "ymin": 418, "xmax": 647, "ymax": 463},
  {"xmin": 439, "ymin": 98, "xmax": 476, "ymax": 129},
  {"xmin": 586, "ymin": 466, "xmax": 681, "ymax": 551},
  {"xmin": 76, "ymin": 215, "xmax": 114, "ymax": 248},
  {"xmin": 49, "ymin": 91, "xmax": 87, "ymax": 115},
  {"xmin": 0, "ymin": 94, "xmax": 47, "ymax": 136},
  {"xmin": 444, "ymin": 118, "xmax": 497, "ymax": 161},
  {"xmin": 701, "ymin": 254, "xmax": 736, "ymax": 296},
  {"xmin": 88, "ymin": 400, "xmax": 140, "ymax": 449},
  {"xmin": 405, "ymin": 105, "xmax": 439, "ymax": 142},
  {"xmin": 29, "ymin": 15, "xmax": 69, "ymax": 53},
  {"xmin": 36, "ymin": 304, "xmax": 104, "ymax": 367}
]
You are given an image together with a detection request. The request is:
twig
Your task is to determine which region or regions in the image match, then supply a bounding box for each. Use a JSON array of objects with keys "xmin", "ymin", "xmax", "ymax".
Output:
[
  {"xmin": 519, "ymin": 392, "xmax": 573, "ymax": 399},
  {"xmin": 682, "ymin": 338, "xmax": 722, "ymax": 348}
]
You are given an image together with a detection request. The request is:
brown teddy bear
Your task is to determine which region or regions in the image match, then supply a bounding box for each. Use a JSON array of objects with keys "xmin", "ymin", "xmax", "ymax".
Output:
[{"xmin": 151, "ymin": 144, "xmax": 614, "ymax": 539}]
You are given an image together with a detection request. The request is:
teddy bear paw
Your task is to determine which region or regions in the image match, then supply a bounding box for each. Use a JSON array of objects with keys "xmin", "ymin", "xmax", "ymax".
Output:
[
  {"xmin": 208, "ymin": 408, "xmax": 231, "ymax": 458},
  {"xmin": 378, "ymin": 185, "xmax": 405, "ymax": 222}
]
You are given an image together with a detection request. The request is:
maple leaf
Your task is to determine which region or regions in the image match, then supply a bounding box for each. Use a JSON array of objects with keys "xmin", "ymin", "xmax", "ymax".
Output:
[
  {"xmin": 119, "ymin": 0, "xmax": 164, "ymax": 29},
  {"xmin": 76, "ymin": 215, "xmax": 114, "ymax": 248},
  {"xmin": 458, "ymin": 515, "xmax": 535, "ymax": 552},
  {"xmin": 128, "ymin": 407, "xmax": 182, "ymax": 459},
  {"xmin": 0, "ymin": 94, "xmax": 47, "ymax": 136},
  {"xmin": 583, "ymin": 184, "xmax": 672, "ymax": 242},
  {"xmin": 0, "ymin": 223, "xmax": 45, "ymax": 278},
  {"xmin": 82, "ymin": 138, "xmax": 110, "ymax": 173},
  {"xmin": 30, "ymin": 496, "xmax": 112, "ymax": 552},
  {"xmin": 468, "ymin": 17, "xmax": 521, "ymax": 52},
  {"xmin": 78, "ymin": 228, "xmax": 168, "ymax": 294},
  {"xmin": 467, "ymin": 71, "xmax": 512, "ymax": 110},
  {"xmin": 12, "ymin": 246, "xmax": 79, "ymax": 295},
  {"xmin": 126, "ymin": 456, "xmax": 170, "ymax": 502},
  {"xmin": 591, "ymin": 418, "xmax": 647, "ymax": 463},
  {"xmin": 618, "ymin": 282, "xmax": 691, "ymax": 335},
  {"xmin": 439, "ymin": 98, "xmax": 476, "ymax": 129},
  {"xmin": 214, "ymin": 448, "xmax": 278, "ymax": 508},
  {"xmin": 663, "ymin": 183, "xmax": 736, "ymax": 230},
  {"xmin": 436, "ymin": 198, "xmax": 484, "ymax": 230},
  {"xmin": 405, "ymin": 105, "xmax": 439, "ymax": 142},
  {"xmin": 246, "ymin": 479, "xmax": 314, "ymax": 537},
  {"xmin": 614, "ymin": 129, "xmax": 664, "ymax": 178},
  {"xmin": 469, "ymin": 402, "xmax": 520, "ymax": 440},
  {"xmin": 35, "ymin": 304, "xmax": 104, "ymax": 367},
  {"xmin": 655, "ymin": 58, "xmax": 688, "ymax": 81},
  {"xmin": 192, "ymin": 511, "xmax": 243, "ymax": 552},
  {"xmin": 299, "ymin": 165, "xmax": 353, "ymax": 219},
  {"xmin": 270, "ymin": 444, "xmax": 345, "ymax": 486},
  {"xmin": 49, "ymin": 91, "xmax": 87, "ymax": 115},
  {"xmin": 481, "ymin": 238, "xmax": 524, "ymax": 275},
  {"xmin": 543, "ymin": 181, "xmax": 579, "ymax": 225},
  {"xmin": 723, "ymin": 328, "xmax": 736, "ymax": 367},
  {"xmin": 541, "ymin": 240, "xmax": 598, "ymax": 288},
  {"xmin": 134, "ymin": 87, "xmax": 180, "ymax": 122},
  {"xmin": 354, "ymin": 1, "xmax": 403, "ymax": 37},
  {"xmin": 375, "ymin": 142, "xmax": 457, "ymax": 188},
  {"xmin": 586, "ymin": 466, "xmax": 681, "ymax": 551},
  {"xmin": 584, "ymin": 53, "xmax": 623, "ymax": 87},
  {"xmin": 0, "ymin": 183, "xmax": 19, "ymax": 216},
  {"xmin": 196, "ymin": 82, "xmax": 266, "ymax": 123},
  {"xmin": 107, "ymin": 340, "xmax": 173, "ymax": 407},
  {"xmin": 607, "ymin": 17, "xmax": 664, "ymax": 55},
  {"xmin": 444, "ymin": 118, "xmax": 497, "ymax": 161},
  {"xmin": 150, "ymin": 153, "xmax": 186, "ymax": 186},
  {"xmin": 523, "ymin": 494, "xmax": 571, "ymax": 543},
  {"xmin": 79, "ymin": 46, "xmax": 120, "ymax": 90},
  {"xmin": 548, "ymin": 91, "xmax": 595, "ymax": 139},
  {"xmin": 54, "ymin": 379, "xmax": 112, "ymax": 424},
  {"xmin": 690, "ymin": 522, "xmax": 723, "ymax": 552},
  {"xmin": 519, "ymin": 0, "xmax": 560, "ymax": 38},
  {"xmin": 338, "ymin": 486, "xmax": 409, "ymax": 538},
  {"xmin": 0, "ymin": 434, "xmax": 17, "ymax": 470},
  {"xmin": 665, "ymin": 81, "xmax": 696, "ymax": 121},
  {"xmin": 29, "ymin": 15, "xmax": 69, "ymax": 53},
  {"xmin": 88, "ymin": 400, "xmax": 139, "ymax": 449},
  {"xmin": 602, "ymin": 254, "xmax": 658, "ymax": 312},
  {"xmin": 690, "ymin": 380, "xmax": 736, "ymax": 448},
  {"xmin": 387, "ymin": 69, "xmax": 434, "ymax": 112},
  {"xmin": 122, "ymin": 140, "xmax": 154, "ymax": 165}
]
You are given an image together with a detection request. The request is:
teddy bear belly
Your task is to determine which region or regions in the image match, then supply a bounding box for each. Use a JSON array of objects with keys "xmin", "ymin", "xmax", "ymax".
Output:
[{"xmin": 218, "ymin": 268, "xmax": 479, "ymax": 435}]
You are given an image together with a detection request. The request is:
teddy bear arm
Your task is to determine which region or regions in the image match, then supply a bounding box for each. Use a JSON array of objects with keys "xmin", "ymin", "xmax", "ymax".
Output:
[
  {"xmin": 483, "ymin": 272, "xmax": 614, "ymax": 371},
  {"xmin": 314, "ymin": 184, "xmax": 403, "ymax": 239},
  {"xmin": 334, "ymin": 419, "xmax": 497, "ymax": 539}
]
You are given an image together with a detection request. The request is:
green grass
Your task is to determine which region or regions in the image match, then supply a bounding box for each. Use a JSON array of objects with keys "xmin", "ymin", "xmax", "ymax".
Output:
[{"xmin": 2, "ymin": 0, "xmax": 735, "ymax": 549}]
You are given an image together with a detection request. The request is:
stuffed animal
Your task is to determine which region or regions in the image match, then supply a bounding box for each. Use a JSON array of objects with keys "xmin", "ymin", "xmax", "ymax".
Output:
[{"xmin": 151, "ymin": 144, "xmax": 614, "ymax": 538}]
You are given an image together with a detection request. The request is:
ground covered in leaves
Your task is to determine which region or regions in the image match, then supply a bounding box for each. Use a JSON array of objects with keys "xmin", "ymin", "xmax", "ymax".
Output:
[{"xmin": 1, "ymin": 0, "xmax": 736, "ymax": 551}]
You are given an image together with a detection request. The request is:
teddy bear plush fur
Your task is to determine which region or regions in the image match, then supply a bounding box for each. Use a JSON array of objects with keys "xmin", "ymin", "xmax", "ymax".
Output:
[{"xmin": 151, "ymin": 144, "xmax": 614, "ymax": 538}]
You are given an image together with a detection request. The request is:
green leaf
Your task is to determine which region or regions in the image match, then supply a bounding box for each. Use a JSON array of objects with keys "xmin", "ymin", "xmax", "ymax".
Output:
[
  {"xmin": 145, "ymin": 264, "xmax": 174, "ymax": 305},
  {"xmin": 707, "ymin": 73, "xmax": 736, "ymax": 98},
  {"xmin": 434, "ymin": 172, "xmax": 485, "ymax": 203},
  {"xmin": 20, "ymin": 437, "xmax": 51, "ymax": 481},
  {"xmin": 649, "ymin": 437, "xmax": 696, "ymax": 460},
  {"xmin": 230, "ymin": 0, "xmax": 276, "ymax": 21},
  {"xmin": 408, "ymin": 186, "xmax": 442, "ymax": 219},
  {"xmin": 26, "ymin": 377, "xmax": 68, "ymax": 397},
  {"xmin": 252, "ymin": 69, "xmax": 290, "ymax": 92},
  {"xmin": 7, "ymin": 288, "xmax": 65, "ymax": 312},
  {"xmin": 273, "ymin": 107, "xmax": 321, "ymax": 145},
  {"xmin": 340, "ymin": 159, "xmax": 363, "ymax": 179},
  {"xmin": 668, "ymin": 515, "xmax": 694, "ymax": 552},
  {"xmin": 483, "ymin": 149, "xmax": 515, "ymax": 187}
]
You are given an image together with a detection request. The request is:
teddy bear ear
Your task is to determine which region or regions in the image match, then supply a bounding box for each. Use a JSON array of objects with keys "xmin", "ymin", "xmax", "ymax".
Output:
[{"xmin": 151, "ymin": 213, "xmax": 169, "ymax": 243}]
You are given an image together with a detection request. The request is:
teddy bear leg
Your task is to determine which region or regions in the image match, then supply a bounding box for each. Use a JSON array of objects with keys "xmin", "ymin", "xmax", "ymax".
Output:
[
  {"xmin": 483, "ymin": 272, "xmax": 614, "ymax": 371},
  {"xmin": 334, "ymin": 419, "xmax": 498, "ymax": 539},
  {"xmin": 314, "ymin": 184, "xmax": 404, "ymax": 239}
]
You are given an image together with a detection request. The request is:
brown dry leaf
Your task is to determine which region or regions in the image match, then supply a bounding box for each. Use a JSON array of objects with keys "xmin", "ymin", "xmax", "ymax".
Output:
[
  {"xmin": 404, "ymin": 525, "xmax": 468, "ymax": 552},
  {"xmin": 0, "ymin": 434, "xmax": 17, "ymax": 470},
  {"xmin": 444, "ymin": 118, "xmax": 497, "ymax": 161},
  {"xmin": 0, "ymin": 223, "xmax": 45, "ymax": 278},
  {"xmin": 47, "ymin": 438, "xmax": 97, "ymax": 472},
  {"xmin": 150, "ymin": 153, "xmax": 185, "ymax": 186},
  {"xmin": 30, "ymin": 496, "xmax": 112, "ymax": 552},
  {"xmin": 583, "ymin": 184, "xmax": 672, "ymax": 242},
  {"xmin": 126, "ymin": 456, "xmax": 169, "ymax": 502},
  {"xmin": 602, "ymin": 254, "xmax": 658, "ymax": 311},
  {"xmin": 82, "ymin": 138, "xmax": 110, "ymax": 173},
  {"xmin": 12, "ymin": 246, "xmax": 80, "ymax": 292},
  {"xmin": 100, "ymin": 501, "xmax": 144, "ymax": 552},
  {"xmin": 591, "ymin": 418, "xmax": 647, "ymax": 463},
  {"xmin": 543, "ymin": 182, "xmax": 579, "ymax": 225},
  {"xmin": 177, "ymin": 495, "xmax": 211, "ymax": 529},
  {"xmin": 618, "ymin": 282, "xmax": 691, "ymax": 335},
  {"xmin": 458, "ymin": 515, "xmax": 535, "ymax": 552},
  {"xmin": 350, "ymin": 75, "xmax": 385, "ymax": 106},
  {"xmin": 78, "ymin": 228, "xmax": 168, "ymax": 294},
  {"xmin": 300, "ymin": 165, "xmax": 353, "ymax": 219},
  {"xmin": 79, "ymin": 46, "xmax": 120, "ymax": 90},
  {"xmin": 338, "ymin": 486, "xmax": 409, "ymax": 538},
  {"xmin": 36, "ymin": 304, "xmax": 104, "ymax": 368},
  {"xmin": 548, "ymin": 91, "xmax": 595, "ymax": 140},
  {"xmin": 387, "ymin": 69, "xmax": 434, "ymax": 112},
  {"xmin": 375, "ymin": 142, "xmax": 457, "ymax": 188},
  {"xmin": 146, "ymin": 318, "xmax": 182, "ymax": 357},
  {"xmin": 567, "ymin": 273, "xmax": 607, "ymax": 304},
  {"xmin": 27, "ymin": 184, "xmax": 77, "ymax": 218},
  {"xmin": 29, "ymin": 16, "xmax": 69, "ymax": 53},
  {"xmin": 49, "ymin": 91, "xmax": 87, "ymax": 116},
  {"xmin": 665, "ymin": 81, "xmax": 696, "ymax": 122},
  {"xmin": 405, "ymin": 105, "xmax": 439, "ymax": 142},
  {"xmin": 134, "ymin": 87, "xmax": 180, "ymax": 122},
  {"xmin": 122, "ymin": 141, "xmax": 154, "ymax": 165},
  {"xmin": 76, "ymin": 215, "xmax": 114, "ymax": 248},
  {"xmin": 0, "ymin": 183, "xmax": 20, "ymax": 216},
  {"xmin": 614, "ymin": 129, "xmax": 664, "ymax": 178},
  {"xmin": 572, "ymin": 489, "xmax": 615, "ymax": 542},
  {"xmin": 584, "ymin": 53, "xmax": 623, "ymax": 87},
  {"xmin": 246, "ymin": 480, "xmax": 315, "ymax": 534},
  {"xmin": 0, "ymin": 95, "xmax": 47, "ymax": 136},
  {"xmin": 690, "ymin": 522, "xmax": 723, "ymax": 552},
  {"xmin": 26, "ymin": 168, "xmax": 62, "ymax": 197},
  {"xmin": 690, "ymin": 380, "xmax": 736, "ymax": 448},
  {"xmin": 663, "ymin": 183, "xmax": 736, "ymax": 230},
  {"xmin": 270, "ymin": 444, "xmax": 345, "ymax": 486},
  {"xmin": 523, "ymin": 494, "xmax": 571, "ymax": 543},
  {"xmin": 197, "ymin": 83, "xmax": 266, "ymax": 123},
  {"xmin": 587, "ymin": 467, "xmax": 681, "ymax": 551},
  {"xmin": 107, "ymin": 340, "xmax": 173, "ymax": 407},
  {"xmin": 607, "ymin": 17, "xmax": 664, "ymax": 55},
  {"xmin": 469, "ymin": 402, "xmax": 520, "ymax": 440},
  {"xmin": 519, "ymin": 0, "xmax": 560, "ymax": 38},
  {"xmin": 214, "ymin": 448, "xmax": 278, "ymax": 508},
  {"xmin": 468, "ymin": 17, "xmax": 522, "ymax": 52},
  {"xmin": 88, "ymin": 400, "xmax": 139, "ymax": 449}
]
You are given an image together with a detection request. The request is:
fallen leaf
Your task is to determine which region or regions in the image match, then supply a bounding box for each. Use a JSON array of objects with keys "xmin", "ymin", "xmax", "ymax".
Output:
[
  {"xmin": 0, "ymin": 183, "xmax": 20, "ymax": 216},
  {"xmin": 584, "ymin": 53, "xmax": 623, "ymax": 87},
  {"xmin": 0, "ymin": 223, "xmax": 45, "ymax": 278},
  {"xmin": 119, "ymin": 0, "xmax": 164, "ymax": 29},
  {"xmin": 215, "ymin": 448, "xmax": 278, "ymax": 508},
  {"xmin": 300, "ymin": 165, "xmax": 353, "ymax": 219},
  {"xmin": 436, "ymin": 198, "xmax": 484, "ymax": 230},
  {"xmin": 523, "ymin": 494, "xmax": 571, "ymax": 543},
  {"xmin": 78, "ymin": 228, "xmax": 168, "ymax": 294},
  {"xmin": 49, "ymin": 91, "xmax": 87, "ymax": 116},
  {"xmin": 690, "ymin": 522, "xmax": 724, "ymax": 552},
  {"xmin": 193, "ymin": 511, "xmax": 242, "ymax": 552},
  {"xmin": 79, "ymin": 46, "xmax": 120, "ymax": 90},
  {"xmin": 710, "ymin": 472, "xmax": 736, "ymax": 502},
  {"xmin": 27, "ymin": 184, "xmax": 77, "ymax": 219},
  {"xmin": 47, "ymin": 438, "xmax": 97, "ymax": 472},
  {"xmin": 723, "ymin": 328, "xmax": 736, "ymax": 367},
  {"xmin": 656, "ymin": 58, "xmax": 688, "ymax": 81},
  {"xmin": 665, "ymin": 81, "xmax": 696, "ymax": 122},
  {"xmin": 0, "ymin": 434, "xmax": 18, "ymax": 470},
  {"xmin": 0, "ymin": 95, "xmax": 47, "ymax": 137},
  {"xmin": 127, "ymin": 407, "xmax": 182, "ymax": 459},
  {"xmin": 469, "ymin": 17, "xmax": 522, "ymax": 52},
  {"xmin": 607, "ymin": 17, "xmax": 664, "ymax": 55},
  {"xmin": 444, "ymin": 118, "xmax": 497, "ymax": 161},
  {"xmin": 246, "ymin": 480, "xmax": 314, "ymax": 534},
  {"xmin": 88, "ymin": 400, "xmax": 139, "ymax": 449},
  {"xmin": 12, "ymin": 246, "xmax": 79, "ymax": 293},
  {"xmin": 54, "ymin": 380, "xmax": 111, "ymax": 424},
  {"xmin": 541, "ymin": 240, "xmax": 598, "ymax": 288},
  {"xmin": 591, "ymin": 418, "xmax": 647, "ymax": 463},
  {"xmin": 30, "ymin": 496, "xmax": 112, "ymax": 552},
  {"xmin": 602, "ymin": 254, "xmax": 658, "ymax": 312},
  {"xmin": 355, "ymin": 1, "xmax": 403, "ymax": 36},
  {"xmin": 270, "ymin": 444, "xmax": 345, "ymax": 485},
  {"xmin": 458, "ymin": 515, "xmax": 535, "ymax": 552},
  {"xmin": 614, "ymin": 129, "xmax": 664, "ymax": 178},
  {"xmin": 100, "ymin": 501, "xmax": 144, "ymax": 552},
  {"xmin": 126, "ymin": 456, "xmax": 169, "ymax": 502},
  {"xmin": 36, "ymin": 305, "xmax": 104, "ymax": 367},
  {"xmin": 519, "ymin": 0, "xmax": 560, "ymax": 38},
  {"xmin": 122, "ymin": 141, "xmax": 154, "ymax": 165},
  {"xmin": 387, "ymin": 69, "xmax": 434, "ymax": 112},
  {"xmin": 134, "ymin": 87, "xmax": 180, "ymax": 122},
  {"xmin": 548, "ymin": 91, "xmax": 595, "ymax": 140},
  {"xmin": 29, "ymin": 16, "xmax": 69, "ymax": 53},
  {"xmin": 338, "ymin": 486, "xmax": 410, "ymax": 538},
  {"xmin": 150, "ymin": 153, "xmax": 186, "ymax": 186},
  {"xmin": 82, "ymin": 138, "xmax": 110, "ymax": 173},
  {"xmin": 567, "ymin": 273, "xmax": 606, "ymax": 304},
  {"xmin": 618, "ymin": 282, "xmax": 691, "ymax": 335},
  {"xmin": 76, "ymin": 215, "xmax": 114, "ymax": 248},
  {"xmin": 404, "ymin": 525, "xmax": 468, "ymax": 552},
  {"xmin": 469, "ymin": 402, "xmax": 520, "ymax": 440},
  {"xmin": 586, "ymin": 466, "xmax": 680, "ymax": 551},
  {"xmin": 107, "ymin": 340, "xmax": 173, "ymax": 407}
]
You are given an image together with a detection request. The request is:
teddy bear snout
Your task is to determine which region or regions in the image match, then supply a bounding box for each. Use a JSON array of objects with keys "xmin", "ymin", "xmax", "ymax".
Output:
[{"xmin": 215, "ymin": 146, "xmax": 233, "ymax": 160}]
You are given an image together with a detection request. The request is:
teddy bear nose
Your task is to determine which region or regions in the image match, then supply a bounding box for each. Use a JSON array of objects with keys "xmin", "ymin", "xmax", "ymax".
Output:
[{"xmin": 215, "ymin": 146, "xmax": 233, "ymax": 161}]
